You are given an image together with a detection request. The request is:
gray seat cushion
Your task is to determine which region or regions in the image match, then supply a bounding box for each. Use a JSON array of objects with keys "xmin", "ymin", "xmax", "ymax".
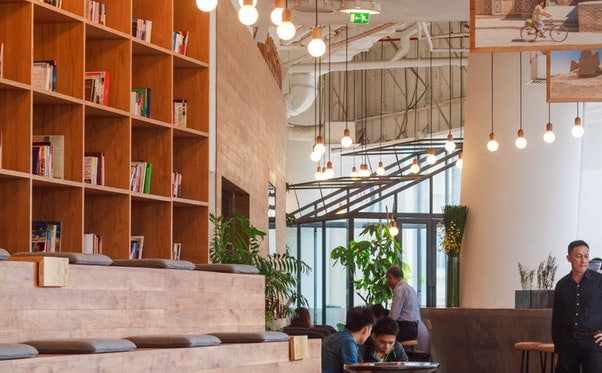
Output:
[
  {"xmin": 0, "ymin": 249, "xmax": 10, "ymax": 260},
  {"xmin": 208, "ymin": 331, "xmax": 289, "ymax": 343},
  {"xmin": 195, "ymin": 263, "xmax": 259, "ymax": 274},
  {"xmin": 112, "ymin": 258, "xmax": 195, "ymax": 270},
  {"xmin": 126, "ymin": 335, "xmax": 221, "ymax": 348},
  {"xmin": 11, "ymin": 252, "xmax": 112, "ymax": 266},
  {"xmin": 0, "ymin": 343, "xmax": 38, "ymax": 360},
  {"xmin": 282, "ymin": 326, "xmax": 330, "ymax": 339},
  {"xmin": 24, "ymin": 338, "xmax": 136, "ymax": 354}
]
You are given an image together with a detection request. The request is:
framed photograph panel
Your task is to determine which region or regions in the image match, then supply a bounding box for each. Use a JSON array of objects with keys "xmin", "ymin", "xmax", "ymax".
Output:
[
  {"xmin": 547, "ymin": 49, "xmax": 602, "ymax": 102},
  {"xmin": 471, "ymin": 0, "xmax": 602, "ymax": 52}
]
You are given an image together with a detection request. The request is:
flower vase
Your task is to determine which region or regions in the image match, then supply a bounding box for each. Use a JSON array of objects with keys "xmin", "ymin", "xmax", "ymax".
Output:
[{"xmin": 446, "ymin": 254, "xmax": 460, "ymax": 307}]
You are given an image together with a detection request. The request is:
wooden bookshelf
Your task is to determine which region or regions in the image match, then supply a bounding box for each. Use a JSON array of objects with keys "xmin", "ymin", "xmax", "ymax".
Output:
[{"xmin": 0, "ymin": 0, "xmax": 210, "ymax": 262}]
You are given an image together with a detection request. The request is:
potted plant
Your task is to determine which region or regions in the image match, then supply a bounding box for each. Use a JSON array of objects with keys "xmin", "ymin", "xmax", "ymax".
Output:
[
  {"xmin": 209, "ymin": 212, "xmax": 310, "ymax": 330},
  {"xmin": 440, "ymin": 204, "xmax": 469, "ymax": 307},
  {"xmin": 330, "ymin": 222, "xmax": 405, "ymax": 307},
  {"xmin": 515, "ymin": 253, "xmax": 557, "ymax": 308}
]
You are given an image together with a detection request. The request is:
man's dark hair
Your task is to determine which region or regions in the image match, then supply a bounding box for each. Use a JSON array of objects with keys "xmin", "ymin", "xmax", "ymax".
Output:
[
  {"xmin": 345, "ymin": 306, "xmax": 376, "ymax": 333},
  {"xmin": 386, "ymin": 265, "xmax": 404, "ymax": 279},
  {"xmin": 370, "ymin": 304, "xmax": 389, "ymax": 319},
  {"xmin": 568, "ymin": 240, "xmax": 589, "ymax": 254},
  {"xmin": 372, "ymin": 317, "xmax": 399, "ymax": 337}
]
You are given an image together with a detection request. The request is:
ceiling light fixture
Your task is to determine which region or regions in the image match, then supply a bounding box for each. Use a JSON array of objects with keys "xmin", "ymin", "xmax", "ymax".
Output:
[
  {"xmin": 341, "ymin": 26, "xmax": 353, "ymax": 148},
  {"xmin": 238, "ymin": 0, "xmax": 258, "ymax": 25},
  {"xmin": 308, "ymin": 26, "xmax": 326, "ymax": 57},
  {"xmin": 543, "ymin": 102, "xmax": 555, "ymax": 143},
  {"xmin": 338, "ymin": 0, "xmax": 381, "ymax": 15},
  {"xmin": 277, "ymin": 5, "xmax": 296, "ymax": 40},
  {"xmin": 572, "ymin": 102, "xmax": 584, "ymax": 138},
  {"xmin": 358, "ymin": 163, "xmax": 370, "ymax": 177},
  {"xmin": 515, "ymin": 52, "xmax": 527, "ymax": 150},
  {"xmin": 487, "ymin": 53, "xmax": 499, "ymax": 152},
  {"xmin": 388, "ymin": 219, "xmax": 398, "ymax": 236},
  {"xmin": 270, "ymin": 0, "xmax": 285, "ymax": 25},
  {"xmin": 196, "ymin": 0, "xmax": 218, "ymax": 12},
  {"xmin": 410, "ymin": 157, "xmax": 421, "ymax": 174},
  {"xmin": 444, "ymin": 23, "xmax": 456, "ymax": 153}
]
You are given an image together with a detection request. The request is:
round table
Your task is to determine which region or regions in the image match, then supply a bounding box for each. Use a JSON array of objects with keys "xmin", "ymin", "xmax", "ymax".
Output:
[{"xmin": 343, "ymin": 361, "xmax": 439, "ymax": 373}]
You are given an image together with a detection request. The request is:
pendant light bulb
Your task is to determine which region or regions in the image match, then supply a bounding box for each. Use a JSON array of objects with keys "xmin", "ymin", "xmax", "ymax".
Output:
[
  {"xmin": 276, "ymin": 8, "xmax": 296, "ymax": 40},
  {"xmin": 324, "ymin": 161, "xmax": 335, "ymax": 179},
  {"xmin": 410, "ymin": 158, "xmax": 420, "ymax": 174},
  {"xmin": 543, "ymin": 122, "xmax": 555, "ymax": 143},
  {"xmin": 308, "ymin": 26, "xmax": 326, "ymax": 58},
  {"xmin": 341, "ymin": 128, "xmax": 353, "ymax": 148},
  {"xmin": 314, "ymin": 166, "xmax": 323, "ymax": 180},
  {"xmin": 572, "ymin": 116, "xmax": 584, "ymax": 138},
  {"xmin": 456, "ymin": 151, "xmax": 463, "ymax": 169},
  {"xmin": 426, "ymin": 148, "xmax": 437, "ymax": 165},
  {"xmin": 487, "ymin": 132, "xmax": 499, "ymax": 152},
  {"xmin": 196, "ymin": 0, "xmax": 218, "ymax": 12},
  {"xmin": 270, "ymin": 0, "xmax": 284, "ymax": 25},
  {"xmin": 376, "ymin": 161, "xmax": 385, "ymax": 176},
  {"xmin": 314, "ymin": 135, "xmax": 325, "ymax": 155},
  {"xmin": 238, "ymin": 2, "xmax": 258, "ymax": 25},
  {"xmin": 444, "ymin": 133, "xmax": 456, "ymax": 152},
  {"xmin": 358, "ymin": 163, "xmax": 370, "ymax": 177},
  {"xmin": 515, "ymin": 128, "xmax": 527, "ymax": 149},
  {"xmin": 310, "ymin": 146, "xmax": 321, "ymax": 162},
  {"xmin": 388, "ymin": 220, "xmax": 399, "ymax": 237},
  {"xmin": 350, "ymin": 166, "xmax": 358, "ymax": 178}
]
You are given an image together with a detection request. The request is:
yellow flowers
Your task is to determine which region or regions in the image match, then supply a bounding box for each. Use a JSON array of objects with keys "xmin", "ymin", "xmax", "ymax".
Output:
[{"xmin": 440, "ymin": 205, "xmax": 468, "ymax": 256}]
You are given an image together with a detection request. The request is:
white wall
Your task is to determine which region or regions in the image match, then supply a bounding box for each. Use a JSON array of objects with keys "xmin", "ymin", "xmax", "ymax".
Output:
[{"xmin": 460, "ymin": 52, "xmax": 600, "ymax": 307}]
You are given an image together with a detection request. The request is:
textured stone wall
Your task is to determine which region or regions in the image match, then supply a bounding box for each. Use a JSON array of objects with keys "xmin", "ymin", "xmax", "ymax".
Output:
[{"xmin": 579, "ymin": 1, "xmax": 602, "ymax": 32}]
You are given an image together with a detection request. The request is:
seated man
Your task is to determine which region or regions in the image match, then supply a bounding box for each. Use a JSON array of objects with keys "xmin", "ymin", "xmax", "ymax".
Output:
[
  {"xmin": 361, "ymin": 317, "xmax": 409, "ymax": 363},
  {"xmin": 321, "ymin": 306, "xmax": 376, "ymax": 373}
]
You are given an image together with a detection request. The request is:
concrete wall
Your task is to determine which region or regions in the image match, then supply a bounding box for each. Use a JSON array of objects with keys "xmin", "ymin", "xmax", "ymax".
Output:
[
  {"xmin": 461, "ymin": 52, "xmax": 602, "ymax": 308},
  {"xmin": 215, "ymin": 0, "xmax": 288, "ymax": 254}
]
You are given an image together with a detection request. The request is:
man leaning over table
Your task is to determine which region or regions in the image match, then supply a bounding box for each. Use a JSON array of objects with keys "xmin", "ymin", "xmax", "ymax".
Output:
[{"xmin": 552, "ymin": 240, "xmax": 602, "ymax": 372}]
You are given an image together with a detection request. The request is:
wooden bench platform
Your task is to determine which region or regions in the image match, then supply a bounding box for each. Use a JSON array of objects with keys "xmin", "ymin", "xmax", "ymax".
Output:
[{"xmin": 0, "ymin": 260, "xmax": 321, "ymax": 372}]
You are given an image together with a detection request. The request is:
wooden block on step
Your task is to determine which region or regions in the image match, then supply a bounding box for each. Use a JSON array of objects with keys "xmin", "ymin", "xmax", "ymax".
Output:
[
  {"xmin": 8, "ymin": 256, "xmax": 69, "ymax": 287},
  {"xmin": 289, "ymin": 335, "xmax": 309, "ymax": 361}
]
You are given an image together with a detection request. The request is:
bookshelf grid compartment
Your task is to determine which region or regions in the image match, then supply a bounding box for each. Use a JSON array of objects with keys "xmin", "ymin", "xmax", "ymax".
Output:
[{"xmin": 0, "ymin": 0, "xmax": 209, "ymax": 262}]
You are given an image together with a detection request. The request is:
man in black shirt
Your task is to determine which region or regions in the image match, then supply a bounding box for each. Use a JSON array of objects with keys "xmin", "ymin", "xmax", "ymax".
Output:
[{"xmin": 552, "ymin": 240, "xmax": 602, "ymax": 372}]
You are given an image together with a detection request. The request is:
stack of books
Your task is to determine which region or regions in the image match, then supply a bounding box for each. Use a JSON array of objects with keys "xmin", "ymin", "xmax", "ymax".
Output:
[
  {"xmin": 173, "ymin": 99, "xmax": 187, "ymax": 127},
  {"xmin": 32, "ymin": 135, "xmax": 64, "ymax": 179},
  {"xmin": 84, "ymin": 71, "xmax": 110, "ymax": 105},
  {"xmin": 131, "ymin": 88, "xmax": 151, "ymax": 117},
  {"xmin": 86, "ymin": 1, "xmax": 106, "ymax": 25},
  {"xmin": 32, "ymin": 60, "xmax": 57, "ymax": 91},
  {"xmin": 130, "ymin": 161, "xmax": 152, "ymax": 193},
  {"xmin": 132, "ymin": 18, "xmax": 152, "ymax": 42},
  {"xmin": 31, "ymin": 221, "xmax": 61, "ymax": 252},
  {"xmin": 84, "ymin": 152, "xmax": 105, "ymax": 185},
  {"xmin": 173, "ymin": 31, "xmax": 189, "ymax": 55}
]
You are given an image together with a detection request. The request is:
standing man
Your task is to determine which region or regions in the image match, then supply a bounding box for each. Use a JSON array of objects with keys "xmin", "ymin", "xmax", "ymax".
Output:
[
  {"xmin": 321, "ymin": 306, "xmax": 375, "ymax": 373},
  {"xmin": 552, "ymin": 240, "xmax": 602, "ymax": 372},
  {"xmin": 386, "ymin": 265, "xmax": 431, "ymax": 360}
]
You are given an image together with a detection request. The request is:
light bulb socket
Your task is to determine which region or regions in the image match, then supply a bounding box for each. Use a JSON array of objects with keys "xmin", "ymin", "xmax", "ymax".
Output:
[
  {"xmin": 574, "ymin": 116, "xmax": 582, "ymax": 126},
  {"xmin": 489, "ymin": 132, "xmax": 496, "ymax": 141},
  {"xmin": 447, "ymin": 133, "xmax": 454, "ymax": 142},
  {"xmin": 517, "ymin": 128, "xmax": 524, "ymax": 137},
  {"xmin": 281, "ymin": 7, "xmax": 292, "ymax": 21},
  {"xmin": 546, "ymin": 122, "xmax": 553, "ymax": 131},
  {"xmin": 311, "ymin": 26, "xmax": 322, "ymax": 39}
]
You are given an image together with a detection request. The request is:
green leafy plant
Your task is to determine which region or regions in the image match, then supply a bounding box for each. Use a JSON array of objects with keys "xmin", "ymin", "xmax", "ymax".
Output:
[
  {"xmin": 209, "ymin": 212, "xmax": 310, "ymax": 327},
  {"xmin": 330, "ymin": 223, "xmax": 404, "ymax": 307},
  {"xmin": 440, "ymin": 205, "xmax": 469, "ymax": 256}
]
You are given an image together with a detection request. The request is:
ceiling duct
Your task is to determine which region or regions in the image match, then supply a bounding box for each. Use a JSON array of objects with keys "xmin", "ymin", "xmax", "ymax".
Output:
[{"xmin": 293, "ymin": 0, "xmax": 336, "ymax": 13}]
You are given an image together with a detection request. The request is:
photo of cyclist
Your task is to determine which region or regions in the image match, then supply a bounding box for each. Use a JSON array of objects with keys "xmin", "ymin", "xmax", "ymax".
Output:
[{"xmin": 532, "ymin": 0, "xmax": 551, "ymax": 37}]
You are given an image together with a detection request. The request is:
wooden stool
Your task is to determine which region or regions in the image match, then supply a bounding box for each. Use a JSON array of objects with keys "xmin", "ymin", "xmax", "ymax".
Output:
[
  {"xmin": 514, "ymin": 341, "xmax": 542, "ymax": 373},
  {"xmin": 400, "ymin": 339, "xmax": 419, "ymax": 355},
  {"xmin": 536, "ymin": 343, "xmax": 555, "ymax": 373}
]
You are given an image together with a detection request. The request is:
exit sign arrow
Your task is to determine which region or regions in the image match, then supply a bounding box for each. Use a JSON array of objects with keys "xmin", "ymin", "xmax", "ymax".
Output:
[{"xmin": 350, "ymin": 11, "xmax": 371, "ymax": 24}]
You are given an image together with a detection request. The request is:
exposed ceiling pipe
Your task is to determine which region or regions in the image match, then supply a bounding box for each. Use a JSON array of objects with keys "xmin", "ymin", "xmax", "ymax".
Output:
[
  {"xmin": 388, "ymin": 23, "xmax": 420, "ymax": 61},
  {"xmin": 287, "ymin": 57, "xmax": 466, "ymax": 74}
]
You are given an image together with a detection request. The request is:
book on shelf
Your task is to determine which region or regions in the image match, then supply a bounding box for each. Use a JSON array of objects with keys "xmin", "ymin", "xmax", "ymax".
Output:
[
  {"xmin": 173, "ymin": 31, "xmax": 189, "ymax": 55},
  {"xmin": 84, "ymin": 71, "xmax": 110, "ymax": 105},
  {"xmin": 173, "ymin": 99, "xmax": 187, "ymax": 127},
  {"xmin": 84, "ymin": 152, "xmax": 105, "ymax": 185},
  {"xmin": 130, "ymin": 161, "xmax": 152, "ymax": 193},
  {"xmin": 172, "ymin": 242, "xmax": 182, "ymax": 260},
  {"xmin": 130, "ymin": 236, "xmax": 144, "ymax": 259},
  {"xmin": 131, "ymin": 88, "xmax": 151, "ymax": 117},
  {"xmin": 31, "ymin": 221, "xmax": 61, "ymax": 253},
  {"xmin": 32, "ymin": 60, "xmax": 56, "ymax": 91},
  {"xmin": 32, "ymin": 135, "xmax": 64, "ymax": 179},
  {"xmin": 132, "ymin": 18, "xmax": 152, "ymax": 43},
  {"xmin": 86, "ymin": 1, "xmax": 106, "ymax": 25},
  {"xmin": 0, "ymin": 131, "xmax": 3, "ymax": 168},
  {"xmin": 40, "ymin": 0, "xmax": 62, "ymax": 8},
  {"xmin": 0, "ymin": 42, "xmax": 4, "ymax": 79},
  {"xmin": 172, "ymin": 171, "xmax": 182, "ymax": 198},
  {"xmin": 83, "ymin": 233, "xmax": 102, "ymax": 254}
]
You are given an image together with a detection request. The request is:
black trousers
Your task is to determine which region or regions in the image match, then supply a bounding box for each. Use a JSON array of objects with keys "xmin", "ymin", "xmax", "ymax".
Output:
[
  {"xmin": 396, "ymin": 320, "xmax": 418, "ymax": 342},
  {"xmin": 557, "ymin": 337, "xmax": 602, "ymax": 373}
]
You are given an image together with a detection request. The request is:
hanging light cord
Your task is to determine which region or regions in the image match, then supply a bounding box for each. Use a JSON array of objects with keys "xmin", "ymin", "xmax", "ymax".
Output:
[
  {"xmin": 459, "ymin": 21, "xmax": 463, "ymax": 140},
  {"xmin": 380, "ymin": 39, "xmax": 384, "ymax": 162},
  {"xmin": 327, "ymin": 25, "xmax": 331, "ymax": 163},
  {"xmin": 344, "ymin": 25, "xmax": 349, "ymax": 129},
  {"xmin": 490, "ymin": 53, "xmax": 494, "ymax": 134},
  {"xmin": 429, "ymin": 29, "xmax": 434, "ymax": 148},
  {"xmin": 448, "ymin": 22, "xmax": 452, "ymax": 137},
  {"xmin": 548, "ymin": 102, "xmax": 551, "ymax": 123},
  {"xmin": 519, "ymin": 52, "xmax": 523, "ymax": 131}
]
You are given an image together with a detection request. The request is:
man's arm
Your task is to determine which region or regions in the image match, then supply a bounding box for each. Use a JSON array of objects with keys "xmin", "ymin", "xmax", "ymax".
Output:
[{"xmin": 340, "ymin": 339, "xmax": 360, "ymax": 365}]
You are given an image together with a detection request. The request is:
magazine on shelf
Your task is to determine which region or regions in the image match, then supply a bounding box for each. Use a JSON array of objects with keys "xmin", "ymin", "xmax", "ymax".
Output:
[
  {"xmin": 31, "ymin": 221, "xmax": 61, "ymax": 252},
  {"xmin": 130, "ymin": 236, "xmax": 144, "ymax": 259}
]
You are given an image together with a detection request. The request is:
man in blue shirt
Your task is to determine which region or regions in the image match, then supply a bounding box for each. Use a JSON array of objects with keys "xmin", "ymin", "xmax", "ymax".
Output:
[
  {"xmin": 321, "ymin": 306, "xmax": 375, "ymax": 373},
  {"xmin": 552, "ymin": 240, "xmax": 602, "ymax": 373}
]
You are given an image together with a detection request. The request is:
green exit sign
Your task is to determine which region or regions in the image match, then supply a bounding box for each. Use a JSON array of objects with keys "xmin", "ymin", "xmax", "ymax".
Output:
[{"xmin": 350, "ymin": 12, "xmax": 371, "ymax": 24}]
